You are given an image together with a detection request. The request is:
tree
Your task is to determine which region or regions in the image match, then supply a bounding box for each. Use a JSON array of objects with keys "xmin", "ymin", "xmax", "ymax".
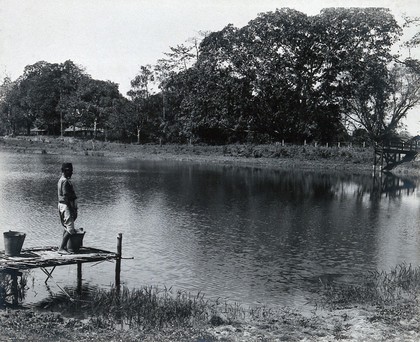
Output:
[
  {"xmin": 162, "ymin": 44, "xmax": 195, "ymax": 72},
  {"xmin": 0, "ymin": 76, "xmax": 24, "ymax": 135},
  {"xmin": 56, "ymin": 60, "xmax": 89, "ymax": 137},
  {"xmin": 403, "ymin": 16, "xmax": 420, "ymax": 54},
  {"xmin": 238, "ymin": 9, "xmax": 317, "ymax": 142},
  {"xmin": 128, "ymin": 65, "xmax": 156, "ymax": 143},
  {"xmin": 105, "ymin": 95, "xmax": 136, "ymax": 142},
  {"xmin": 328, "ymin": 9, "xmax": 420, "ymax": 143},
  {"xmin": 153, "ymin": 38, "xmax": 204, "ymax": 143},
  {"xmin": 78, "ymin": 78, "xmax": 120, "ymax": 139},
  {"xmin": 343, "ymin": 60, "xmax": 420, "ymax": 143},
  {"xmin": 171, "ymin": 24, "xmax": 255, "ymax": 144},
  {"xmin": 17, "ymin": 61, "xmax": 62, "ymax": 134}
]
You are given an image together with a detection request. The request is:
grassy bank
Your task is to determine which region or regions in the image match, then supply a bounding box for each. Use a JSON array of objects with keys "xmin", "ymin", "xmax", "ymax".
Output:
[
  {"xmin": 1, "ymin": 264, "xmax": 420, "ymax": 341},
  {"xmin": 0, "ymin": 135, "xmax": 377, "ymax": 174}
]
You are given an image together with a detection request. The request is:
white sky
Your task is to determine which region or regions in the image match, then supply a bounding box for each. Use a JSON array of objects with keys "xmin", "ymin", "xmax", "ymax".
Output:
[{"xmin": 0, "ymin": 0, "xmax": 419, "ymax": 134}]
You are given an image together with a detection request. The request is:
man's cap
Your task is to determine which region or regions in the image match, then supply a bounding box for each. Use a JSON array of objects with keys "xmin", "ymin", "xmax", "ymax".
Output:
[{"xmin": 61, "ymin": 163, "xmax": 73, "ymax": 171}]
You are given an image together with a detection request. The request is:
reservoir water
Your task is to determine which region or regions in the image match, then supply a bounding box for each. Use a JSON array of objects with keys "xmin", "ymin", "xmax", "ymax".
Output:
[{"xmin": 0, "ymin": 150, "xmax": 419, "ymax": 308}]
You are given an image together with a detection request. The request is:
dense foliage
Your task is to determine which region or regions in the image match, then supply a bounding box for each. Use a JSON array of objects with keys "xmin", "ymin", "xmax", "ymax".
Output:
[
  {"xmin": 0, "ymin": 60, "xmax": 122, "ymax": 138},
  {"xmin": 1, "ymin": 8, "xmax": 419, "ymax": 144}
]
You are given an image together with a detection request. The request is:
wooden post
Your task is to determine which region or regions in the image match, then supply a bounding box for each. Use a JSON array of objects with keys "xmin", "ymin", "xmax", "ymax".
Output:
[
  {"xmin": 77, "ymin": 262, "xmax": 82, "ymax": 294},
  {"xmin": 113, "ymin": 234, "xmax": 123, "ymax": 325},
  {"xmin": 11, "ymin": 271, "xmax": 18, "ymax": 307},
  {"xmin": 115, "ymin": 233, "xmax": 122, "ymax": 290}
]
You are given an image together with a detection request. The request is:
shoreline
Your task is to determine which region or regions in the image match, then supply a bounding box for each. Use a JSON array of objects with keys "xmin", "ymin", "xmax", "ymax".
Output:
[
  {"xmin": 1, "ymin": 135, "xmax": 419, "ymax": 177},
  {"xmin": 1, "ymin": 295, "xmax": 419, "ymax": 341},
  {"xmin": 0, "ymin": 136, "xmax": 379, "ymax": 173}
]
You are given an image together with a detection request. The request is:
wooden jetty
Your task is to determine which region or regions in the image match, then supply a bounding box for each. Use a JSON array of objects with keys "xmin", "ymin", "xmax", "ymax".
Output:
[
  {"xmin": 0, "ymin": 246, "xmax": 118, "ymax": 271},
  {"xmin": 375, "ymin": 141, "xmax": 419, "ymax": 171},
  {"xmin": 0, "ymin": 234, "xmax": 123, "ymax": 305}
]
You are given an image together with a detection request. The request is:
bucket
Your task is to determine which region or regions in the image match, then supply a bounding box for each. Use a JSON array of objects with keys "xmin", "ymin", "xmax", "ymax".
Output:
[
  {"xmin": 67, "ymin": 230, "xmax": 85, "ymax": 253},
  {"xmin": 3, "ymin": 231, "xmax": 26, "ymax": 256}
]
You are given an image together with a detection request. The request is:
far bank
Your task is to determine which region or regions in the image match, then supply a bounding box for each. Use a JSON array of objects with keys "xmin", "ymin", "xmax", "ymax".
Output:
[
  {"xmin": 0, "ymin": 136, "xmax": 376, "ymax": 171},
  {"xmin": 1, "ymin": 135, "xmax": 420, "ymax": 177}
]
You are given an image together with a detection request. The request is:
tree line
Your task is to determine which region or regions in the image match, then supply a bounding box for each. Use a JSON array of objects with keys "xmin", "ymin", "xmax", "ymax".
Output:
[{"xmin": 1, "ymin": 8, "xmax": 420, "ymax": 145}]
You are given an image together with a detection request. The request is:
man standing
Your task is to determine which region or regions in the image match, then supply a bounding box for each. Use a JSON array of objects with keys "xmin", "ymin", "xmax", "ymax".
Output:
[{"xmin": 57, "ymin": 163, "xmax": 78, "ymax": 254}]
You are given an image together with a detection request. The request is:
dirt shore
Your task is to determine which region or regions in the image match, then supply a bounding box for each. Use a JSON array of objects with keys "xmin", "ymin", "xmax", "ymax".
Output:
[
  {"xmin": 1, "ymin": 136, "xmax": 420, "ymax": 341},
  {"xmin": 1, "ymin": 304, "xmax": 419, "ymax": 342}
]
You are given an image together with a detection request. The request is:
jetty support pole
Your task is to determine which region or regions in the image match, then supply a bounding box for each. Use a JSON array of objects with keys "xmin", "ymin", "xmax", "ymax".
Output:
[
  {"xmin": 115, "ymin": 233, "xmax": 122, "ymax": 291},
  {"xmin": 77, "ymin": 262, "xmax": 82, "ymax": 294},
  {"xmin": 11, "ymin": 270, "xmax": 19, "ymax": 307}
]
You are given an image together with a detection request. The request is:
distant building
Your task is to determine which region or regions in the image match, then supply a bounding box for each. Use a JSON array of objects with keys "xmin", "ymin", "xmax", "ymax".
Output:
[
  {"xmin": 64, "ymin": 125, "xmax": 103, "ymax": 138},
  {"xmin": 30, "ymin": 127, "xmax": 47, "ymax": 135}
]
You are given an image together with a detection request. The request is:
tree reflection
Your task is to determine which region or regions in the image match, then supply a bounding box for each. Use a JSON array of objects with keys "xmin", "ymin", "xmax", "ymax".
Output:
[
  {"xmin": 353, "ymin": 172, "xmax": 417, "ymax": 201},
  {"xmin": 377, "ymin": 172, "xmax": 416, "ymax": 198}
]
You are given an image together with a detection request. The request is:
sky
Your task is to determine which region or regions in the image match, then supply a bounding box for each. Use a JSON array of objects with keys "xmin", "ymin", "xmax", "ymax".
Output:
[{"xmin": 0, "ymin": 0, "xmax": 419, "ymax": 134}]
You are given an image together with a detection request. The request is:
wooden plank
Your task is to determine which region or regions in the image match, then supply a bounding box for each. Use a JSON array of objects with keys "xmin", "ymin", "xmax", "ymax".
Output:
[{"xmin": 0, "ymin": 246, "xmax": 117, "ymax": 272}]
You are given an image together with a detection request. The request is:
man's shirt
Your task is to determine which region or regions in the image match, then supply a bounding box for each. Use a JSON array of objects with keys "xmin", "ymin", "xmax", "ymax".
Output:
[{"xmin": 57, "ymin": 175, "xmax": 77, "ymax": 205}]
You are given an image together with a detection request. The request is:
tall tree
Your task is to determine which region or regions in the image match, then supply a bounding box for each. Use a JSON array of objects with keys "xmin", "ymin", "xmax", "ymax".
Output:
[
  {"xmin": 342, "ymin": 60, "xmax": 420, "ymax": 143},
  {"xmin": 78, "ymin": 78, "xmax": 120, "ymax": 139},
  {"xmin": 238, "ymin": 9, "xmax": 316, "ymax": 141},
  {"xmin": 311, "ymin": 8, "xmax": 403, "ymax": 142},
  {"xmin": 179, "ymin": 24, "xmax": 254, "ymax": 143},
  {"xmin": 323, "ymin": 8, "xmax": 420, "ymax": 143},
  {"xmin": 0, "ymin": 77, "xmax": 24, "ymax": 135},
  {"xmin": 56, "ymin": 60, "xmax": 89, "ymax": 137},
  {"xmin": 17, "ymin": 61, "xmax": 60, "ymax": 134},
  {"xmin": 128, "ymin": 65, "xmax": 155, "ymax": 143}
]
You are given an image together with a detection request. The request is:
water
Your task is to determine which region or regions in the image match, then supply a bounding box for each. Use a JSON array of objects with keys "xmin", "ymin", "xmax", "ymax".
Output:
[{"xmin": 1, "ymin": 150, "xmax": 420, "ymax": 308}]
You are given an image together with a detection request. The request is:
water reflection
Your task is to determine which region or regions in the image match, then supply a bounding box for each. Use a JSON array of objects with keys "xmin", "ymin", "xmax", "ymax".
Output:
[
  {"xmin": 0, "ymin": 271, "xmax": 27, "ymax": 307},
  {"xmin": 0, "ymin": 151, "xmax": 420, "ymax": 308},
  {"xmin": 376, "ymin": 172, "xmax": 416, "ymax": 198}
]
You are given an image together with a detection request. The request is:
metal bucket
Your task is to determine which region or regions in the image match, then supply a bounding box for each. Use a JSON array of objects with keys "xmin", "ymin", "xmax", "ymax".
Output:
[
  {"xmin": 3, "ymin": 231, "xmax": 26, "ymax": 256},
  {"xmin": 67, "ymin": 230, "xmax": 85, "ymax": 253}
]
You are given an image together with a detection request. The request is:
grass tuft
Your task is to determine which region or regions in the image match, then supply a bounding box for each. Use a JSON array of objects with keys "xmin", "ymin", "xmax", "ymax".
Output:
[
  {"xmin": 320, "ymin": 263, "xmax": 420, "ymax": 325},
  {"xmin": 38, "ymin": 285, "xmax": 212, "ymax": 330},
  {"xmin": 322, "ymin": 263, "xmax": 420, "ymax": 307}
]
